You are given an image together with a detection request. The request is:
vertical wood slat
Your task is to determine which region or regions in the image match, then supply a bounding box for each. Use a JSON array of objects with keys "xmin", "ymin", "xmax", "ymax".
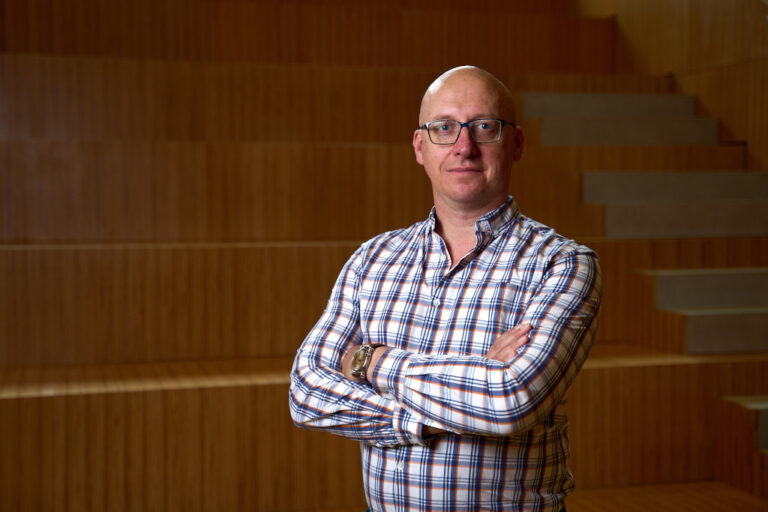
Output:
[
  {"xmin": 0, "ymin": 382, "xmax": 367, "ymax": 512},
  {"xmin": 0, "ymin": 0, "xmax": 614, "ymax": 72},
  {"xmin": 0, "ymin": 244, "xmax": 356, "ymax": 366},
  {"xmin": 0, "ymin": 57, "xmax": 671, "ymax": 144},
  {"xmin": 3, "ymin": 237, "xmax": 768, "ymax": 367},
  {"xmin": 569, "ymin": 355, "xmax": 768, "ymax": 488},
  {"xmin": 0, "ymin": 140, "xmax": 746, "ymax": 244},
  {"xmin": 589, "ymin": 0, "xmax": 768, "ymax": 168},
  {"xmin": 713, "ymin": 398, "xmax": 763, "ymax": 498},
  {"xmin": 1, "ymin": 354, "xmax": 767, "ymax": 507},
  {"xmin": 589, "ymin": 237, "xmax": 768, "ymax": 344}
]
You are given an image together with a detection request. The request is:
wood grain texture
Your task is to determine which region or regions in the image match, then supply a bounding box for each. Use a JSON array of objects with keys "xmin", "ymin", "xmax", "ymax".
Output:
[
  {"xmin": 4, "ymin": 237, "xmax": 768, "ymax": 367},
  {"xmin": 713, "ymin": 398, "xmax": 765, "ymax": 499},
  {"xmin": 0, "ymin": 55, "xmax": 671, "ymax": 143},
  {"xmin": 0, "ymin": 382, "xmax": 367, "ymax": 512},
  {"xmin": 586, "ymin": 237, "xmax": 768, "ymax": 344},
  {"xmin": 567, "ymin": 481, "xmax": 768, "ymax": 512},
  {"xmin": 1, "ymin": 140, "xmax": 746, "ymax": 244},
  {"xmin": 2, "ymin": 352, "xmax": 768, "ymax": 508},
  {"xmin": 579, "ymin": 0, "xmax": 768, "ymax": 168},
  {"xmin": 0, "ymin": 244, "xmax": 356, "ymax": 366},
  {"xmin": 0, "ymin": 0, "xmax": 614, "ymax": 72},
  {"xmin": 569, "ymin": 350, "xmax": 768, "ymax": 488}
]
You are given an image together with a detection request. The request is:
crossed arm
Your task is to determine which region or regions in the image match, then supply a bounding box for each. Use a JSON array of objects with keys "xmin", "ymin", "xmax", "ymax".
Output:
[{"xmin": 289, "ymin": 247, "xmax": 602, "ymax": 447}]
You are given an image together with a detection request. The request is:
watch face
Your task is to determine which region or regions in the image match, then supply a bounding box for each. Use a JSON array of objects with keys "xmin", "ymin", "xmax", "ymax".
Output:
[{"xmin": 351, "ymin": 346, "xmax": 368, "ymax": 372}]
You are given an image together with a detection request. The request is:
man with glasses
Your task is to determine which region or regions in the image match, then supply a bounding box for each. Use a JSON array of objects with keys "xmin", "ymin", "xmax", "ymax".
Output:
[{"xmin": 290, "ymin": 66, "xmax": 602, "ymax": 511}]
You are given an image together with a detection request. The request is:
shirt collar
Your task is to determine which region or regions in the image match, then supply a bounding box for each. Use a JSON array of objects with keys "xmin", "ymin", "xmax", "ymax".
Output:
[{"xmin": 426, "ymin": 196, "xmax": 520, "ymax": 238}]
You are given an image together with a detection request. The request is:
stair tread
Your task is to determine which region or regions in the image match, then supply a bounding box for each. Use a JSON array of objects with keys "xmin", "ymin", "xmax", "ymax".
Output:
[
  {"xmin": 667, "ymin": 306, "xmax": 768, "ymax": 315},
  {"xmin": 0, "ymin": 357, "xmax": 294, "ymax": 399},
  {"xmin": 567, "ymin": 481, "xmax": 768, "ymax": 512},
  {"xmin": 4, "ymin": 347, "xmax": 768, "ymax": 399}
]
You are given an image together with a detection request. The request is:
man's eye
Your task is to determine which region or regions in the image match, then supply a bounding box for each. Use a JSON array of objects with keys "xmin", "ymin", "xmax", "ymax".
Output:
[
  {"xmin": 438, "ymin": 123, "xmax": 451, "ymax": 131},
  {"xmin": 477, "ymin": 122, "xmax": 490, "ymax": 130}
]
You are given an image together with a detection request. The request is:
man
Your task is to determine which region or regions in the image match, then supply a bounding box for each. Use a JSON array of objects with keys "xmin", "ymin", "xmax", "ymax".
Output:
[{"xmin": 289, "ymin": 66, "xmax": 602, "ymax": 511}]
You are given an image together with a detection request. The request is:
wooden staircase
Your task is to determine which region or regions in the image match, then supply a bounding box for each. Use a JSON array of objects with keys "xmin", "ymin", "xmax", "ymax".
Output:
[{"xmin": 2, "ymin": 0, "xmax": 767, "ymax": 510}]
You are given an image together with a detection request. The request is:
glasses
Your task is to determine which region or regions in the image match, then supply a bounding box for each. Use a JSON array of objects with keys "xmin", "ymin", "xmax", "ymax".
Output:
[{"xmin": 419, "ymin": 118, "xmax": 516, "ymax": 145}]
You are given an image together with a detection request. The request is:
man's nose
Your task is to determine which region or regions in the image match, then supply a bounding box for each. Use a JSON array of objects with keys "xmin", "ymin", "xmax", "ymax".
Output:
[{"xmin": 453, "ymin": 125, "xmax": 479, "ymax": 155}]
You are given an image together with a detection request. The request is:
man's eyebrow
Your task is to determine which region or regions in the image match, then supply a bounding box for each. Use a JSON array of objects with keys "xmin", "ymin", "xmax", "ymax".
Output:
[{"xmin": 428, "ymin": 113, "xmax": 498, "ymax": 121}]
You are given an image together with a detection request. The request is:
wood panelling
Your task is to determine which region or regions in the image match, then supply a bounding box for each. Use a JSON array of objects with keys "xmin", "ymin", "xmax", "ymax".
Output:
[
  {"xmin": 576, "ymin": 0, "xmax": 768, "ymax": 168},
  {"xmin": 0, "ymin": 383, "xmax": 366, "ymax": 512},
  {"xmin": 713, "ymin": 397, "xmax": 766, "ymax": 499},
  {"xmin": 678, "ymin": 58, "xmax": 768, "ymax": 169},
  {"xmin": 570, "ymin": 351, "xmax": 768, "ymax": 488},
  {"xmin": 0, "ymin": 1, "xmax": 614, "ymax": 72},
  {"xmin": 1, "ymin": 140, "xmax": 746, "ymax": 243},
  {"xmin": 1, "ymin": 351, "xmax": 767, "ymax": 509},
  {"xmin": 586, "ymin": 237, "xmax": 768, "ymax": 344},
  {"xmin": 567, "ymin": 482, "xmax": 768, "ymax": 512},
  {"xmin": 0, "ymin": 141, "xmax": 432, "ymax": 242},
  {"xmin": 0, "ymin": 244, "xmax": 356, "ymax": 366},
  {"xmin": 4, "ymin": 238, "xmax": 768, "ymax": 367},
  {"xmin": 0, "ymin": 55, "xmax": 671, "ymax": 143}
]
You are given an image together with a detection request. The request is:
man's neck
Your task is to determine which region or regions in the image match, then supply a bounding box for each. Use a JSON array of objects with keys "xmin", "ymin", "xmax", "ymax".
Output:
[{"xmin": 433, "ymin": 196, "xmax": 507, "ymax": 264}]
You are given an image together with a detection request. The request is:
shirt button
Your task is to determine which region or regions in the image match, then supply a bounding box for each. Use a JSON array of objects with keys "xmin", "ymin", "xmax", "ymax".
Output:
[
  {"xmin": 432, "ymin": 298, "xmax": 441, "ymax": 307},
  {"xmin": 397, "ymin": 462, "xmax": 405, "ymax": 471}
]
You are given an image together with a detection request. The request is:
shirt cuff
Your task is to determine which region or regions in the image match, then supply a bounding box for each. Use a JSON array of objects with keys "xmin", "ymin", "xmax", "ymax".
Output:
[
  {"xmin": 369, "ymin": 347, "xmax": 412, "ymax": 399},
  {"xmin": 392, "ymin": 406, "xmax": 426, "ymax": 446}
]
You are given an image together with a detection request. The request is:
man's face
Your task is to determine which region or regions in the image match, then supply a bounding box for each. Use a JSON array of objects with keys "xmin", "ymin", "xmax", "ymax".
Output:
[{"xmin": 413, "ymin": 72, "xmax": 523, "ymax": 213}]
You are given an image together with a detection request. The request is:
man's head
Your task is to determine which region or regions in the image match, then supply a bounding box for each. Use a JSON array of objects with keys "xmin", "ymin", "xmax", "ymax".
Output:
[{"xmin": 413, "ymin": 66, "xmax": 524, "ymax": 214}]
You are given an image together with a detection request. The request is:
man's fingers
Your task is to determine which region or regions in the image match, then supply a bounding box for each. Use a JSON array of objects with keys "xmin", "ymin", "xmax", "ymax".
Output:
[{"xmin": 485, "ymin": 323, "xmax": 533, "ymax": 362}]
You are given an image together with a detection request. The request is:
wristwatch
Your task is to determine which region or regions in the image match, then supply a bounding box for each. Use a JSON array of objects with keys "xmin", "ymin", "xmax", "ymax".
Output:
[{"xmin": 350, "ymin": 344, "xmax": 380, "ymax": 380}]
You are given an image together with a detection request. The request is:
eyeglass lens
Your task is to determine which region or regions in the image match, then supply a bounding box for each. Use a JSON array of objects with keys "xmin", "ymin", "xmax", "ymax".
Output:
[{"xmin": 428, "ymin": 119, "xmax": 502, "ymax": 144}]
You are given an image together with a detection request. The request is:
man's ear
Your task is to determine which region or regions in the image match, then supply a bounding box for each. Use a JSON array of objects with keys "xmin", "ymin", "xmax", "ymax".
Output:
[
  {"xmin": 512, "ymin": 126, "xmax": 525, "ymax": 162},
  {"xmin": 413, "ymin": 129, "xmax": 424, "ymax": 165}
]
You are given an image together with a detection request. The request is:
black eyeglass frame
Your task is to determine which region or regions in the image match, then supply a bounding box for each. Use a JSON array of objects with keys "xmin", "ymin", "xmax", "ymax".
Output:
[{"xmin": 418, "ymin": 118, "xmax": 517, "ymax": 145}]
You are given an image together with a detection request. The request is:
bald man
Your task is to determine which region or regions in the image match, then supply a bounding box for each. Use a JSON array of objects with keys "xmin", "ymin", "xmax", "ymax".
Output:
[{"xmin": 290, "ymin": 66, "xmax": 602, "ymax": 512}]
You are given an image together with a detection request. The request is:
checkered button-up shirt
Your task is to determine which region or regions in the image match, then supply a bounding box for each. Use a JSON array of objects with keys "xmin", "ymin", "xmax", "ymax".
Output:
[{"xmin": 290, "ymin": 197, "xmax": 602, "ymax": 511}]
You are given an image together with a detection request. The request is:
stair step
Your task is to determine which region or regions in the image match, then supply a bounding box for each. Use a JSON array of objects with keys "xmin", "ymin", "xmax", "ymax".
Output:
[
  {"xmin": 674, "ymin": 307, "xmax": 768, "ymax": 354},
  {"xmin": 0, "ymin": 56, "xmax": 652, "ymax": 143},
  {"xmin": 523, "ymin": 92, "xmax": 697, "ymax": 118},
  {"xmin": 644, "ymin": 268, "xmax": 768, "ymax": 310},
  {"xmin": 521, "ymin": 92, "xmax": 720, "ymax": 146},
  {"xmin": 1, "ymin": 349, "xmax": 768, "ymax": 503},
  {"xmin": 715, "ymin": 395, "xmax": 768, "ymax": 500},
  {"xmin": 538, "ymin": 117, "xmax": 719, "ymax": 146},
  {"xmin": 568, "ymin": 482, "xmax": 768, "ymax": 512},
  {"xmin": 724, "ymin": 395, "xmax": 768, "ymax": 450},
  {"xmin": 602, "ymin": 200, "xmax": 768, "ymax": 238},
  {"xmin": 1, "ymin": 4, "xmax": 615, "ymax": 71},
  {"xmin": 583, "ymin": 171, "xmax": 768, "ymax": 202}
]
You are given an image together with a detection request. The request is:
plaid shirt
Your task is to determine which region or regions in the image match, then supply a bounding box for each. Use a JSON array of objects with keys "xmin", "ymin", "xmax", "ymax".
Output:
[{"xmin": 290, "ymin": 197, "xmax": 602, "ymax": 511}]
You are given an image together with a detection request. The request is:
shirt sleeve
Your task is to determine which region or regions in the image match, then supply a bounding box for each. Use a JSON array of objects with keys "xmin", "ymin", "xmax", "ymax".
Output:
[
  {"xmin": 368, "ymin": 247, "xmax": 602, "ymax": 436},
  {"xmin": 289, "ymin": 245, "xmax": 440, "ymax": 447}
]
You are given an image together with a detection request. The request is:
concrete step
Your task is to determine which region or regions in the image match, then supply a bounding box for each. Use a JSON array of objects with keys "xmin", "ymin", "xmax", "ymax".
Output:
[
  {"xmin": 601, "ymin": 200, "xmax": 768, "ymax": 238},
  {"xmin": 583, "ymin": 171, "xmax": 768, "ymax": 202},
  {"xmin": 521, "ymin": 92, "xmax": 719, "ymax": 146},
  {"xmin": 644, "ymin": 268, "xmax": 768, "ymax": 310},
  {"xmin": 523, "ymin": 92, "xmax": 697, "ymax": 119},
  {"xmin": 537, "ymin": 117, "xmax": 719, "ymax": 146},
  {"xmin": 724, "ymin": 395, "xmax": 768, "ymax": 451},
  {"xmin": 715, "ymin": 395, "xmax": 768, "ymax": 499},
  {"xmin": 674, "ymin": 307, "xmax": 768, "ymax": 354}
]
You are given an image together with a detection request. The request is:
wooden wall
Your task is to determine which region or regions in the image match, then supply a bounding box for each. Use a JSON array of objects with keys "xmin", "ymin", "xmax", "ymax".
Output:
[
  {"xmin": 576, "ymin": 0, "xmax": 768, "ymax": 169},
  {"xmin": 3, "ymin": 0, "xmax": 767, "ymax": 509}
]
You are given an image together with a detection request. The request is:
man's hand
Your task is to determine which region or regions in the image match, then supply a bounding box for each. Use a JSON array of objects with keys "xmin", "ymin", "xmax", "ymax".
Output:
[
  {"xmin": 485, "ymin": 323, "xmax": 532, "ymax": 362},
  {"xmin": 341, "ymin": 343, "xmax": 360, "ymax": 380}
]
